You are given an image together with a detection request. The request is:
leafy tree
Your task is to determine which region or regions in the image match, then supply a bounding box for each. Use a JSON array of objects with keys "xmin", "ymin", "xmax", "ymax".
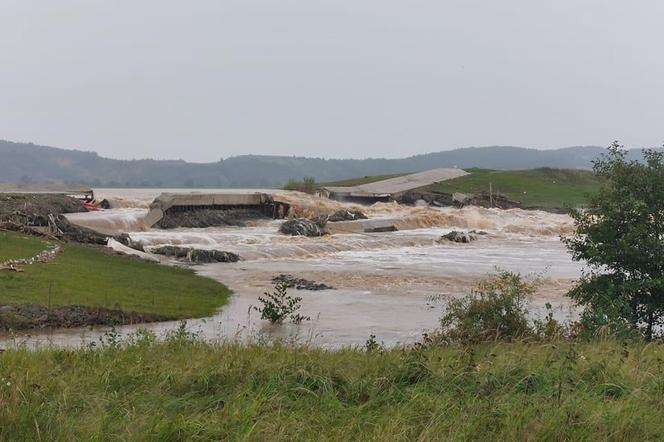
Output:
[{"xmin": 564, "ymin": 142, "xmax": 664, "ymax": 340}]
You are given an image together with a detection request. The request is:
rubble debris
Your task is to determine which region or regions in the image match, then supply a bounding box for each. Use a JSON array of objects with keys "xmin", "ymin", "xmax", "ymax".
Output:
[
  {"xmin": 365, "ymin": 225, "xmax": 397, "ymax": 233},
  {"xmin": 107, "ymin": 239, "xmax": 159, "ymax": 262},
  {"xmin": 327, "ymin": 209, "xmax": 368, "ymax": 222},
  {"xmin": 398, "ymin": 189, "xmax": 521, "ymax": 210},
  {"xmin": 437, "ymin": 230, "xmax": 477, "ymax": 243},
  {"xmin": 272, "ymin": 274, "xmax": 335, "ymax": 291},
  {"xmin": 279, "ymin": 218, "xmax": 327, "ymax": 237},
  {"xmin": 0, "ymin": 221, "xmax": 60, "ymax": 241},
  {"xmin": 151, "ymin": 245, "xmax": 240, "ymax": 263},
  {"xmin": 463, "ymin": 192, "xmax": 521, "ymax": 210},
  {"xmin": 0, "ymin": 243, "xmax": 62, "ymax": 272},
  {"xmin": 47, "ymin": 214, "xmax": 108, "ymax": 245},
  {"xmin": 115, "ymin": 233, "xmax": 146, "ymax": 252},
  {"xmin": 0, "ymin": 193, "xmax": 87, "ymax": 226}
]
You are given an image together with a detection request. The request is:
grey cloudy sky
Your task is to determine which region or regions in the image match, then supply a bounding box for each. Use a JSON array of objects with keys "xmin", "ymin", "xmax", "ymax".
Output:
[{"xmin": 1, "ymin": 1, "xmax": 663, "ymax": 162}]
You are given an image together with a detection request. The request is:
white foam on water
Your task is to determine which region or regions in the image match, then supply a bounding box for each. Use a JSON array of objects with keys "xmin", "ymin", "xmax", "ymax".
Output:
[
  {"xmin": 4, "ymin": 189, "xmax": 583, "ymax": 349},
  {"xmin": 65, "ymin": 208, "xmax": 148, "ymax": 235}
]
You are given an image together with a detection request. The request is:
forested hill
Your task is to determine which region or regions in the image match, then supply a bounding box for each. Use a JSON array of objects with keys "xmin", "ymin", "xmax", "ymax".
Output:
[{"xmin": 0, "ymin": 139, "xmax": 644, "ymax": 188}]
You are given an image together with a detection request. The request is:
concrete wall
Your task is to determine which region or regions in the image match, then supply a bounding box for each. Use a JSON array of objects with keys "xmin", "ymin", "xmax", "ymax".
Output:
[
  {"xmin": 144, "ymin": 192, "xmax": 285, "ymax": 227},
  {"xmin": 320, "ymin": 168, "xmax": 468, "ymax": 203}
]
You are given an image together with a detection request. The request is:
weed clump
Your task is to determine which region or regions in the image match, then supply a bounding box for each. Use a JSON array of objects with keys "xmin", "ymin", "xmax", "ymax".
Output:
[
  {"xmin": 254, "ymin": 282, "xmax": 309, "ymax": 324},
  {"xmin": 364, "ymin": 334, "xmax": 383, "ymax": 353}
]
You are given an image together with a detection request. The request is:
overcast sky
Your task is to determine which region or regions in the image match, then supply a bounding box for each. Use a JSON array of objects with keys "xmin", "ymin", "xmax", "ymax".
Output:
[{"xmin": 1, "ymin": 1, "xmax": 663, "ymax": 162}]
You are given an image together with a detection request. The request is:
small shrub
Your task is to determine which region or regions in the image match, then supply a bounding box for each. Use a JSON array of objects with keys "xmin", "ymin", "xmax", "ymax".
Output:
[
  {"xmin": 254, "ymin": 282, "xmax": 310, "ymax": 324},
  {"xmin": 436, "ymin": 271, "xmax": 539, "ymax": 343},
  {"xmin": 283, "ymin": 177, "xmax": 317, "ymax": 193},
  {"xmin": 126, "ymin": 328, "xmax": 158, "ymax": 347},
  {"xmin": 99, "ymin": 326, "xmax": 122, "ymax": 348},
  {"xmin": 165, "ymin": 321, "xmax": 202, "ymax": 343},
  {"xmin": 394, "ymin": 348, "xmax": 431, "ymax": 385},
  {"xmin": 574, "ymin": 302, "xmax": 640, "ymax": 340},
  {"xmin": 365, "ymin": 334, "xmax": 383, "ymax": 353},
  {"xmin": 533, "ymin": 302, "xmax": 570, "ymax": 340}
]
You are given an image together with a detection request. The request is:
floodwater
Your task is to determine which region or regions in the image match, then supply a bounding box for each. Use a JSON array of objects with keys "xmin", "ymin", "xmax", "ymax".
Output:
[{"xmin": 2, "ymin": 188, "xmax": 583, "ymax": 349}]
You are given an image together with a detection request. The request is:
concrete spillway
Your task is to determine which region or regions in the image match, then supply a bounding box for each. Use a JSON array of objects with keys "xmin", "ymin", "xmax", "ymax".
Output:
[{"xmin": 144, "ymin": 192, "xmax": 290, "ymax": 228}]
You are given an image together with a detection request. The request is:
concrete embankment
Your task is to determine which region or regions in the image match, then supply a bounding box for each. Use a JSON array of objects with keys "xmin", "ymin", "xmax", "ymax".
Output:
[{"xmin": 144, "ymin": 192, "xmax": 290, "ymax": 228}]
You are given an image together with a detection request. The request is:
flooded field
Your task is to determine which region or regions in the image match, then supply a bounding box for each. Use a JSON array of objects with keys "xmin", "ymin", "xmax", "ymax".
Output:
[{"xmin": 4, "ymin": 189, "xmax": 583, "ymax": 348}]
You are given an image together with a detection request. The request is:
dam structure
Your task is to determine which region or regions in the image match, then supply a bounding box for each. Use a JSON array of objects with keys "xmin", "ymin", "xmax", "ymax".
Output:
[
  {"xmin": 144, "ymin": 191, "xmax": 290, "ymax": 228},
  {"xmin": 318, "ymin": 168, "xmax": 468, "ymax": 203}
]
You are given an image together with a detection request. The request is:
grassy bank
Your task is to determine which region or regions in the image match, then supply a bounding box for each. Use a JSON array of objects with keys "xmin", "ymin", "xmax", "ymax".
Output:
[
  {"xmin": 431, "ymin": 167, "xmax": 601, "ymax": 209},
  {"xmin": 318, "ymin": 167, "xmax": 600, "ymax": 209},
  {"xmin": 0, "ymin": 232, "xmax": 231, "ymax": 321},
  {"xmin": 0, "ymin": 231, "xmax": 49, "ymax": 261},
  {"xmin": 1, "ymin": 337, "xmax": 663, "ymax": 440}
]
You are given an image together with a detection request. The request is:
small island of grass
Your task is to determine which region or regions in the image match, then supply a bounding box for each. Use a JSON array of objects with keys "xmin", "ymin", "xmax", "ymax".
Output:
[{"xmin": 0, "ymin": 231, "xmax": 231, "ymax": 330}]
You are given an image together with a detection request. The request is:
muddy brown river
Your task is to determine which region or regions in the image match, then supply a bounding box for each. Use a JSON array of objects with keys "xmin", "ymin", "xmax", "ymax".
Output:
[{"xmin": 2, "ymin": 189, "xmax": 583, "ymax": 349}]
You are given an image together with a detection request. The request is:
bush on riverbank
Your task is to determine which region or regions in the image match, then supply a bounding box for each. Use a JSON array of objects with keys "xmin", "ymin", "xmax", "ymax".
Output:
[{"xmin": 2, "ymin": 332, "xmax": 664, "ymax": 440}]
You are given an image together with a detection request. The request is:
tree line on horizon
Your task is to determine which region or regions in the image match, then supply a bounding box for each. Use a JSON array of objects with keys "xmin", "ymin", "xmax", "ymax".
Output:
[{"xmin": 1, "ymin": 139, "xmax": 660, "ymax": 188}]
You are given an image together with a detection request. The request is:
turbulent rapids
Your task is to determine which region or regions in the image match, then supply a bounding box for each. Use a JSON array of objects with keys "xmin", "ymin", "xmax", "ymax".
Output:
[{"xmin": 38, "ymin": 189, "xmax": 581, "ymax": 348}]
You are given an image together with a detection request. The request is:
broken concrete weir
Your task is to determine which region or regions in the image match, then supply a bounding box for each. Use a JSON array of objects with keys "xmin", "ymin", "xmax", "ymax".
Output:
[{"xmin": 144, "ymin": 192, "xmax": 291, "ymax": 229}]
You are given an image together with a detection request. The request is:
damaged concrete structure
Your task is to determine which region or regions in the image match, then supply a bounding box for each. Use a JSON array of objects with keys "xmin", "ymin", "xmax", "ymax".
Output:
[
  {"xmin": 144, "ymin": 191, "xmax": 290, "ymax": 228},
  {"xmin": 318, "ymin": 168, "xmax": 468, "ymax": 203}
]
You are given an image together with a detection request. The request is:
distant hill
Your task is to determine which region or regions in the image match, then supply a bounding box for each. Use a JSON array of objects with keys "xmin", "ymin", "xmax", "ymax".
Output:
[{"xmin": 0, "ymin": 139, "xmax": 650, "ymax": 188}]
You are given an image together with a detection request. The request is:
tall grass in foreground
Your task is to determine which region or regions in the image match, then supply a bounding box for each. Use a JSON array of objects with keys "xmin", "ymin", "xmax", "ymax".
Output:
[{"xmin": 2, "ymin": 330, "xmax": 664, "ymax": 440}]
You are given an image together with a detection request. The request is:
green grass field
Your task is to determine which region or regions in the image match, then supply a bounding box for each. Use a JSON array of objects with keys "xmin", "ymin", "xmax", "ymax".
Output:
[
  {"xmin": 0, "ymin": 232, "xmax": 231, "ymax": 318},
  {"xmin": 2, "ymin": 338, "xmax": 663, "ymax": 440},
  {"xmin": 320, "ymin": 168, "xmax": 600, "ymax": 209},
  {"xmin": 431, "ymin": 168, "xmax": 601, "ymax": 209},
  {"xmin": 0, "ymin": 231, "xmax": 50, "ymax": 261}
]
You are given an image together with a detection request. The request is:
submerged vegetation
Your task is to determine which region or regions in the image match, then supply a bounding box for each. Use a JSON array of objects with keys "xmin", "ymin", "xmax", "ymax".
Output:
[{"xmin": 254, "ymin": 282, "xmax": 309, "ymax": 324}]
